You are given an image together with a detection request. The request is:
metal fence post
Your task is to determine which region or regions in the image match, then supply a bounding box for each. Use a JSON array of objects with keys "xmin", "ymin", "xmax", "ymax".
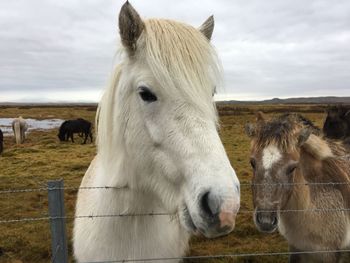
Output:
[{"xmin": 48, "ymin": 180, "xmax": 68, "ymax": 263}]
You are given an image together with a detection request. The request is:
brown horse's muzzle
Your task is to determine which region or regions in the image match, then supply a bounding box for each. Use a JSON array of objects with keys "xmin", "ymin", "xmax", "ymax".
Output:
[{"xmin": 254, "ymin": 209, "xmax": 278, "ymax": 233}]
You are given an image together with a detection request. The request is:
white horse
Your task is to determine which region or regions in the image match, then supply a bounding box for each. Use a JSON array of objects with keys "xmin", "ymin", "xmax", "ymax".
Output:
[
  {"xmin": 12, "ymin": 116, "xmax": 28, "ymax": 144},
  {"xmin": 73, "ymin": 2, "xmax": 240, "ymax": 262}
]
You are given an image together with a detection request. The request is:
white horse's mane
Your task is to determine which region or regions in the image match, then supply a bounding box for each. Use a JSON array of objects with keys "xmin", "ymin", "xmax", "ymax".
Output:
[{"xmin": 96, "ymin": 18, "xmax": 223, "ymax": 173}]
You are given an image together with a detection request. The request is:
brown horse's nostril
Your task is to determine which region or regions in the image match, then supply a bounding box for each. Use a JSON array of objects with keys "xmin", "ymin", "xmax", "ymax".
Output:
[
  {"xmin": 271, "ymin": 216, "xmax": 278, "ymax": 227},
  {"xmin": 256, "ymin": 212, "xmax": 263, "ymax": 225}
]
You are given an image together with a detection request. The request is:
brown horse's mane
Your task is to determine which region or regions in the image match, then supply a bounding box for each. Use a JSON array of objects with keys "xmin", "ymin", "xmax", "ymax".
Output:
[
  {"xmin": 254, "ymin": 113, "xmax": 321, "ymax": 151},
  {"xmin": 303, "ymin": 135, "xmax": 350, "ymax": 208}
]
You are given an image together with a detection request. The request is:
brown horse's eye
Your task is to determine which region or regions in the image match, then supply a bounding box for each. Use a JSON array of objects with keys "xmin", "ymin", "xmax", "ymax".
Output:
[
  {"xmin": 250, "ymin": 158, "xmax": 256, "ymax": 170},
  {"xmin": 286, "ymin": 165, "xmax": 297, "ymax": 175}
]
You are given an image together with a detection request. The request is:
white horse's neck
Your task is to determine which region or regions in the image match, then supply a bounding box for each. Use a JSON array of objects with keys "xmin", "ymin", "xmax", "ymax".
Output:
[{"xmin": 78, "ymin": 150, "xmax": 190, "ymax": 262}]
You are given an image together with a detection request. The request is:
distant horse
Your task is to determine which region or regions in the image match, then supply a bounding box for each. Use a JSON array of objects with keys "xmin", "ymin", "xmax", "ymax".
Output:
[
  {"xmin": 246, "ymin": 112, "xmax": 350, "ymax": 263},
  {"xmin": 73, "ymin": 2, "xmax": 240, "ymax": 262},
  {"xmin": 58, "ymin": 118, "xmax": 92, "ymax": 144},
  {"xmin": 12, "ymin": 117, "xmax": 28, "ymax": 144},
  {"xmin": 323, "ymin": 105, "xmax": 350, "ymax": 142},
  {"xmin": 0, "ymin": 129, "xmax": 3, "ymax": 154}
]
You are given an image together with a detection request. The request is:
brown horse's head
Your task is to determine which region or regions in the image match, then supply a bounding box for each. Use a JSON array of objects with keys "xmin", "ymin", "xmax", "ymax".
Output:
[
  {"xmin": 245, "ymin": 112, "xmax": 319, "ymax": 233},
  {"xmin": 323, "ymin": 105, "xmax": 350, "ymax": 140}
]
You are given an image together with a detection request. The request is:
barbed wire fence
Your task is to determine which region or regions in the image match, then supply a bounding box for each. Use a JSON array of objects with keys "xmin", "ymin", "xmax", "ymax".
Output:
[{"xmin": 1, "ymin": 179, "xmax": 350, "ymax": 263}]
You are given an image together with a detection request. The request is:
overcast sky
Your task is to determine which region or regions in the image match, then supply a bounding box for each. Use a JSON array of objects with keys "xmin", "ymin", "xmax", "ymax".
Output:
[{"xmin": 1, "ymin": 0, "xmax": 349, "ymax": 102}]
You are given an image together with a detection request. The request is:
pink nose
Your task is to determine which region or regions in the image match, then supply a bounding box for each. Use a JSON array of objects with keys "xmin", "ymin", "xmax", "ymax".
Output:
[
  {"xmin": 219, "ymin": 201, "xmax": 239, "ymax": 228},
  {"xmin": 219, "ymin": 211, "xmax": 236, "ymax": 228}
]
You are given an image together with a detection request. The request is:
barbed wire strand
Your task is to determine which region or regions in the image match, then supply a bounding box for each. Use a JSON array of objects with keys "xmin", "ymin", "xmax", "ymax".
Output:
[
  {"xmin": 0, "ymin": 213, "xmax": 171, "ymax": 224},
  {"xmin": 80, "ymin": 249, "xmax": 350, "ymax": 262},
  {"xmin": 1, "ymin": 181, "xmax": 350, "ymax": 194},
  {"xmin": 0, "ymin": 186, "xmax": 126, "ymax": 194},
  {"xmin": 1, "ymin": 208, "xmax": 350, "ymax": 224}
]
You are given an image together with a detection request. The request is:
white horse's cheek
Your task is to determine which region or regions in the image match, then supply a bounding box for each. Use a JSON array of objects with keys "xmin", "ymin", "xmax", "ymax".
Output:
[{"xmin": 144, "ymin": 113, "xmax": 165, "ymax": 146}]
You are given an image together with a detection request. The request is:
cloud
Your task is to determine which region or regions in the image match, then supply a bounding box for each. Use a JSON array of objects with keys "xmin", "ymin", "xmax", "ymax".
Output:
[{"xmin": 0, "ymin": 0, "xmax": 349, "ymax": 102}]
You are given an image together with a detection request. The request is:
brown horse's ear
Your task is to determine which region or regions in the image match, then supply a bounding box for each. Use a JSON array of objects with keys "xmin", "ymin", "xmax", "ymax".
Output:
[
  {"xmin": 298, "ymin": 128, "xmax": 311, "ymax": 146},
  {"xmin": 245, "ymin": 123, "xmax": 256, "ymax": 137},
  {"xmin": 119, "ymin": 1, "xmax": 145, "ymax": 54},
  {"xmin": 199, "ymin": 15, "xmax": 214, "ymax": 40},
  {"xmin": 256, "ymin": 111, "xmax": 266, "ymax": 123}
]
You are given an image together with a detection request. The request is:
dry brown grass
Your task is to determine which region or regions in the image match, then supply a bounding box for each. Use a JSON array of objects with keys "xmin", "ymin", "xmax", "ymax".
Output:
[{"xmin": 0, "ymin": 104, "xmax": 336, "ymax": 263}]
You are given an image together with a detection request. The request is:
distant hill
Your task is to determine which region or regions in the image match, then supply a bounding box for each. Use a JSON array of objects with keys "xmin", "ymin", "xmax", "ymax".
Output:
[{"xmin": 217, "ymin": 96, "xmax": 350, "ymax": 105}]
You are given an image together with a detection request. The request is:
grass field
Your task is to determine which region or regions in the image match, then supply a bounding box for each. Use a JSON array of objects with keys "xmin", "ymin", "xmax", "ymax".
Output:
[{"xmin": 0, "ymin": 104, "xmax": 335, "ymax": 262}]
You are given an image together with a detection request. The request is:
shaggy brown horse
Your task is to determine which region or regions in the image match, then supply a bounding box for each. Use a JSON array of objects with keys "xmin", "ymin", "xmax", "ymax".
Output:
[
  {"xmin": 246, "ymin": 112, "xmax": 350, "ymax": 263},
  {"xmin": 323, "ymin": 105, "xmax": 350, "ymax": 143}
]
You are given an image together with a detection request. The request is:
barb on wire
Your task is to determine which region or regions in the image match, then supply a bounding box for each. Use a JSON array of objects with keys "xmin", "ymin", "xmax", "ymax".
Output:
[
  {"xmin": 80, "ymin": 249, "xmax": 350, "ymax": 262},
  {"xmin": 1, "ymin": 208, "xmax": 350, "ymax": 224}
]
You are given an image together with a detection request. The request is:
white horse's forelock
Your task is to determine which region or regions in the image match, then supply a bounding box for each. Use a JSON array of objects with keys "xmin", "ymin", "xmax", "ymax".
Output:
[{"xmin": 141, "ymin": 19, "xmax": 222, "ymax": 114}]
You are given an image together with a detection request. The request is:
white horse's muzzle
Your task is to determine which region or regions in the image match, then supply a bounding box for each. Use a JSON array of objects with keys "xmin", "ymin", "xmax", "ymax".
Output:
[{"xmin": 182, "ymin": 187, "xmax": 240, "ymax": 238}]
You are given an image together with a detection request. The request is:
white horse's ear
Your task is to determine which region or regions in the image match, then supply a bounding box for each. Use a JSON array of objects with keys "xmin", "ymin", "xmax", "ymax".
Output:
[
  {"xmin": 119, "ymin": 1, "xmax": 145, "ymax": 54},
  {"xmin": 199, "ymin": 15, "xmax": 214, "ymax": 40},
  {"xmin": 245, "ymin": 123, "xmax": 256, "ymax": 138}
]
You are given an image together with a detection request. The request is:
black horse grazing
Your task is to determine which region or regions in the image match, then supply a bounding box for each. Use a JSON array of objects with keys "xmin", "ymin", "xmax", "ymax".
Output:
[
  {"xmin": 0, "ymin": 129, "xmax": 3, "ymax": 154},
  {"xmin": 323, "ymin": 105, "xmax": 350, "ymax": 142},
  {"xmin": 58, "ymin": 118, "xmax": 93, "ymax": 144}
]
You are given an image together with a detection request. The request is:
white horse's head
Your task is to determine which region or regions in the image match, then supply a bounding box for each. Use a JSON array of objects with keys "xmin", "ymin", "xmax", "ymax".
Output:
[{"xmin": 97, "ymin": 2, "xmax": 240, "ymax": 238}]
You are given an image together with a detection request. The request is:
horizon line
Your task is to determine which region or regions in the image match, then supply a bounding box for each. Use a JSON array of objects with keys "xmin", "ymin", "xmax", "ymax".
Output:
[{"xmin": 0, "ymin": 95, "xmax": 350, "ymax": 105}]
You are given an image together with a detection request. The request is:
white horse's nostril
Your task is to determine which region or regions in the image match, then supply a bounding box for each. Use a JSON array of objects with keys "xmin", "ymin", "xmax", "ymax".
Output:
[{"xmin": 201, "ymin": 192, "xmax": 217, "ymax": 217}]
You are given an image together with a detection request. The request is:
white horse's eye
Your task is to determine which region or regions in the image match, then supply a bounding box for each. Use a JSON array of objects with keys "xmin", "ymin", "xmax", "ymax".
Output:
[{"xmin": 139, "ymin": 87, "xmax": 157, "ymax": 102}]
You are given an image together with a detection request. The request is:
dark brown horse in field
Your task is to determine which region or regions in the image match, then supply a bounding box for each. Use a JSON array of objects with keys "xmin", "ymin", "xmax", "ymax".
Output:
[
  {"xmin": 58, "ymin": 118, "xmax": 93, "ymax": 144},
  {"xmin": 323, "ymin": 105, "xmax": 350, "ymax": 143},
  {"xmin": 246, "ymin": 112, "xmax": 350, "ymax": 263}
]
